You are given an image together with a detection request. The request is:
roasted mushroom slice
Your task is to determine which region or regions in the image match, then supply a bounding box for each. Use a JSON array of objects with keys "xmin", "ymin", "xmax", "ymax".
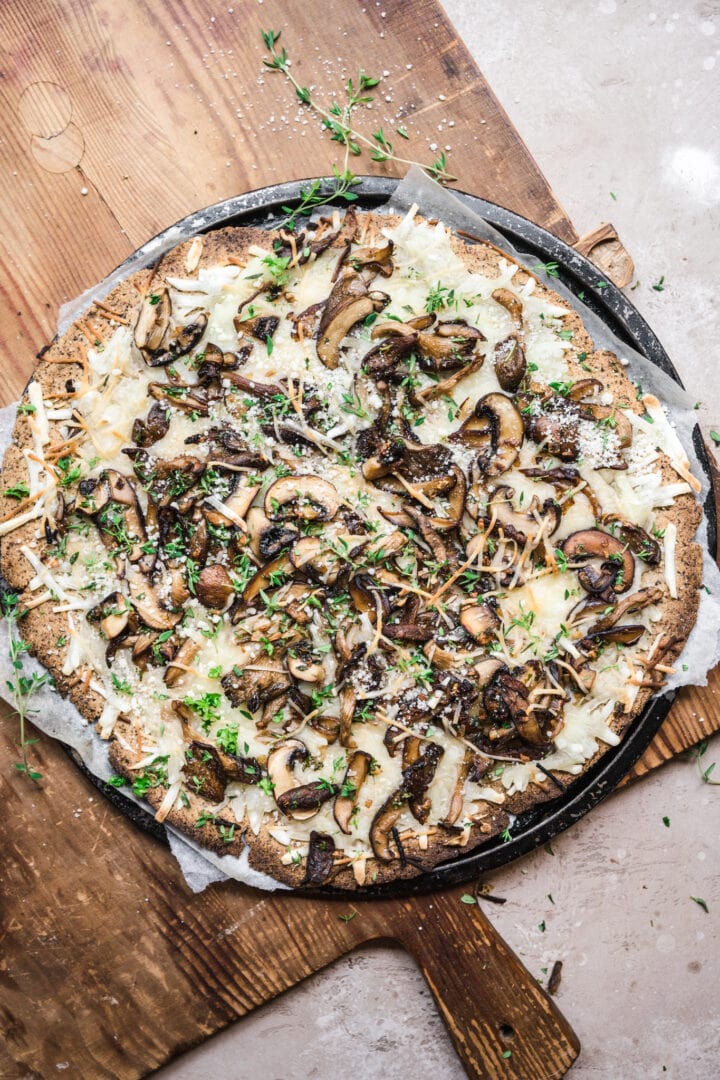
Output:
[
  {"xmin": 221, "ymin": 657, "xmax": 292, "ymax": 712},
  {"xmin": 460, "ymin": 602, "xmax": 501, "ymax": 644},
  {"xmin": 267, "ymin": 738, "xmax": 336, "ymax": 821},
  {"xmin": 87, "ymin": 591, "xmax": 131, "ymax": 641},
  {"xmin": 195, "ymin": 564, "xmax": 234, "ymax": 609},
  {"xmin": 127, "ymin": 570, "xmax": 183, "ymax": 631},
  {"xmin": 234, "ymin": 313, "xmax": 279, "ymax": 343},
  {"xmin": 485, "ymin": 485, "xmax": 561, "ymax": 544},
  {"xmin": 316, "ymin": 271, "xmax": 378, "ymax": 369},
  {"xmin": 579, "ymin": 623, "xmax": 646, "ymax": 658},
  {"xmin": 334, "ymin": 750, "xmax": 373, "ymax": 834},
  {"xmin": 264, "ymin": 475, "xmax": 340, "ymax": 522},
  {"xmin": 183, "ymin": 740, "xmax": 227, "ymax": 803},
  {"xmin": 287, "ymin": 642, "xmax": 325, "ymax": 684},
  {"xmin": 492, "ymin": 287, "xmax": 523, "ymax": 327},
  {"xmin": 164, "ymin": 638, "xmax": 199, "ymax": 687},
  {"xmin": 573, "ymin": 585, "xmax": 664, "ymax": 632},
  {"xmin": 132, "ymin": 401, "xmax": 171, "ymax": 448},
  {"xmin": 493, "ymin": 334, "xmax": 526, "ymax": 392},
  {"xmin": 451, "ymin": 392, "xmax": 524, "ymax": 477},
  {"xmin": 416, "ymin": 321, "xmax": 484, "ymax": 373},
  {"xmin": 349, "ymin": 239, "xmax": 394, "ymax": 276},
  {"xmin": 601, "ymin": 517, "xmax": 662, "ymax": 565},
  {"xmin": 135, "ymin": 287, "xmax": 172, "ymax": 354},
  {"xmin": 370, "ymin": 742, "xmax": 444, "ymax": 861},
  {"xmin": 561, "ymin": 528, "xmax": 635, "ymax": 594},
  {"xmin": 303, "ymin": 831, "xmax": 336, "ymax": 886},
  {"xmin": 240, "ymin": 553, "xmax": 294, "ymax": 605}
]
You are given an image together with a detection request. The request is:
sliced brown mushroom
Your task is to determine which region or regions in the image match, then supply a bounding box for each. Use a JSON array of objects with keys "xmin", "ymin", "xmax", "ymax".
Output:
[
  {"xmin": 413, "ymin": 352, "xmax": 485, "ymax": 404},
  {"xmin": 492, "ymin": 287, "xmax": 523, "ymax": 327},
  {"xmin": 195, "ymin": 564, "xmax": 234, "ymax": 609},
  {"xmin": 334, "ymin": 750, "xmax": 373, "ymax": 834},
  {"xmin": 370, "ymin": 742, "xmax": 444, "ymax": 860},
  {"xmin": 416, "ymin": 321, "xmax": 484, "ymax": 373},
  {"xmin": 493, "ymin": 334, "xmax": 526, "ymax": 392},
  {"xmin": 135, "ymin": 287, "xmax": 172, "ymax": 353},
  {"xmin": 267, "ymin": 738, "xmax": 336, "ymax": 821},
  {"xmin": 303, "ymin": 831, "xmax": 336, "ymax": 886},
  {"xmin": 221, "ymin": 656, "xmax": 292, "ymax": 712},
  {"xmin": 349, "ymin": 239, "xmax": 394, "ymax": 277},
  {"xmin": 127, "ymin": 571, "xmax": 183, "ymax": 631},
  {"xmin": 485, "ymin": 485, "xmax": 561, "ymax": 544},
  {"xmin": 451, "ymin": 392, "xmax": 524, "ymax": 477},
  {"xmin": 240, "ymin": 553, "xmax": 293, "ymax": 605},
  {"xmin": 316, "ymin": 271, "xmax": 378, "ymax": 369},
  {"xmin": 460, "ymin": 602, "xmax": 501, "ymax": 643},
  {"xmin": 443, "ymin": 750, "xmax": 473, "ymax": 827},
  {"xmin": 561, "ymin": 528, "xmax": 635, "ymax": 594},
  {"xmin": 287, "ymin": 642, "xmax": 325, "ymax": 684},
  {"xmin": 265, "ymin": 475, "xmax": 340, "ymax": 522},
  {"xmin": 164, "ymin": 638, "xmax": 199, "ymax": 687},
  {"xmin": 88, "ymin": 592, "xmax": 131, "ymax": 640},
  {"xmin": 573, "ymin": 585, "xmax": 664, "ymax": 632},
  {"xmin": 182, "ymin": 739, "xmax": 227, "ymax": 803},
  {"xmin": 601, "ymin": 517, "xmax": 662, "ymax": 565},
  {"xmin": 132, "ymin": 401, "xmax": 171, "ymax": 448},
  {"xmin": 579, "ymin": 623, "xmax": 646, "ymax": 658},
  {"xmin": 234, "ymin": 313, "xmax": 279, "ymax": 343}
]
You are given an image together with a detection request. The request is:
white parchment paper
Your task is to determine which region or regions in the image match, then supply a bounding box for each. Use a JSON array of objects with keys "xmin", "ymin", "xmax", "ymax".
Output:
[{"xmin": 3, "ymin": 170, "xmax": 719, "ymax": 893}]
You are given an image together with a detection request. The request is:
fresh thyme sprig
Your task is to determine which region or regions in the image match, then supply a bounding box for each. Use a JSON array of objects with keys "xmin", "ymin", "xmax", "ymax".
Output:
[
  {"xmin": 4, "ymin": 593, "xmax": 51, "ymax": 782},
  {"xmin": 690, "ymin": 740, "xmax": 720, "ymax": 786},
  {"xmin": 261, "ymin": 28, "xmax": 456, "ymax": 229}
]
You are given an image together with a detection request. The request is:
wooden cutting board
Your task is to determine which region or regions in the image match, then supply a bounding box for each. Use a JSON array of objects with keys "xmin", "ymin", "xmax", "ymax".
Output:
[{"xmin": 1, "ymin": 3, "xmax": 718, "ymax": 1079}]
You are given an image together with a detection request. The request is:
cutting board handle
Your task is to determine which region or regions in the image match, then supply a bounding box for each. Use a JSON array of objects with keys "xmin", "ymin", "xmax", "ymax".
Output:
[{"xmin": 384, "ymin": 887, "xmax": 580, "ymax": 1080}]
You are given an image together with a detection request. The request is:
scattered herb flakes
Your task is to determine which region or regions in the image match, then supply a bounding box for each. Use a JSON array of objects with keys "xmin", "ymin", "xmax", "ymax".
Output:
[
  {"xmin": 338, "ymin": 909, "xmax": 357, "ymax": 923},
  {"xmin": 610, "ymin": 191, "xmax": 617, "ymax": 200},
  {"xmin": 545, "ymin": 842, "xmax": 555, "ymax": 856},
  {"xmin": 652, "ymin": 276, "xmax": 666, "ymax": 292},
  {"xmin": 4, "ymin": 593, "xmax": 51, "ymax": 782},
  {"xmin": 690, "ymin": 897, "xmax": 709, "ymax": 914},
  {"xmin": 710, "ymin": 430, "xmax": 720, "ymax": 445},
  {"xmin": 106, "ymin": 775, "xmax": 125, "ymax": 788},
  {"xmin": 460, "ymin": 893, "xmax": 477, "ymax": 905},
  {"xmin": 662, "ymin": 815, "xmax": 670, "ymax": 828},
  {"xmin": 501, "ymin": 1050, "xmax": 512, "ymax": 1060},
  {"xmin": 690, "ymin": 740, "xmax": 720, "ymax": 785},
  {"xmin": 538, "ymin": 920, "xmax": 546, "ymax": 933},
  {"xmin": 547, "ymin": 893, "xmax": 555, "ymax": 904}
]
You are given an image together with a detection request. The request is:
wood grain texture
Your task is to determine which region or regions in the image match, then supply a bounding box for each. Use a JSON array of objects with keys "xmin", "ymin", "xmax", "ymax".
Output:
[{"xmin": 0, "ymin": 1, "xmax": 716, "ymax": 1078}]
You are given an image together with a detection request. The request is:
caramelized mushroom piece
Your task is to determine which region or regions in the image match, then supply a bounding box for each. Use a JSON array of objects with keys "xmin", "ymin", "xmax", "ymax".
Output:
[
  {"xmin": 370, "ymin": 742, "xmax": 444, "ymax": 860},
  {"xmin": 134, "ymin": 287, "xmax": 172, "ymax": 354},
  {"xmin": 493, "ymin": 334, "xmax": 526, "ymax": 392},
  {"xmin": 575, "ymin": 585, "xmax": 664, "ymax": 631},
  {"xmin": 234, "ymin": 314, "xmax": 279, "ymax": 343},
  {"xmin": 164, "ymin": 638, "xmax": 199, "ymax": 687},
  {"xmin": 287, "ymin": 642, "xmax": 325, "ymax": 684},
  {"xmin": 460, "ymin": 602, "xmax": 501, "ymax": 644},
  {"xmin": 127, "ymin": 571, "xmax": 183, "ymax": 631},
  {"xmin": 267, "ymin": 738, "xmax": 336, "ymax": 821},
  {"xmin": 601, "ymin": 517, "xmax": 661, "ymax": 565},
  {"xmin": 492, "ymin": 287, "xmax": 523, "ymax": 327},
  {"xmin": 451, "ymin": 392, "xmax": 524, "ymax": 477},
  {"xmin": 316, "ymin": 271, "xmax": 378, "ymax": 369},
  {"xmin": 240, "ymin": 553, "xmax": 294, "ymax": 605},
  {"xmin": 334, "ymin": 750, "xmax": 373, "ymax": 834},
  {"xmin": 349, "ymin": 239, "xmax": 395, "ymax": 277},
  {"xmin": 221, "ymin": 657, "xmax": 292, "ymax": 712},
  {"xmin": 416, "ymin": 321, "xmax": 484, "ymax": 373},
  {"xmin": 195, "ymin": 564, "xmax": 234, "ymax": 609},
  {"xmin": 561, "ymin": 528, "xmax": 635, "ymax": 594},
  {"xmin": 303, "ymin": 831, "xmax": 336, "ymax": 886},
  {"xmin": 264, "ymin": 475, "xmax": 340, "ymax": 522},
  {"xmin": 579, "ymin": 623, "xmax": 646, "ymax": 657},
  {"xmin": 182, "ymin": 740, "xmax": 228, "ymax": 803},
  {"xmin": 485, "ymin": 485, "xmax": 561, "ymax": 544},
  {"xmin": 132, "ymin": 401, "xmax": 171, "ymax": 448}
]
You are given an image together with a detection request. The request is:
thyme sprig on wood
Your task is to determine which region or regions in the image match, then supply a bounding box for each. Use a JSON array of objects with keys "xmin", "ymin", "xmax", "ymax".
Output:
[
  {"xmin": 4, "ymin": 593, "xmax": 51, "ymax": 782},
  {"xmin": 261, "ymin": 29, "xmax": 456, "ymax": 227}
]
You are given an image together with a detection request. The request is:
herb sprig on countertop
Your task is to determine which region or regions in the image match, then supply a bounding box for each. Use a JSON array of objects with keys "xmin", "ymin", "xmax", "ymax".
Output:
[
  {"xmin": 4, "ymin": 593, "xmax": 52, "ymax": 782},
  {"xmin": 261, "ymin": 29, "xmax": 456, "ymax": 229},
  {"xmin": 690, "ymin": 740, "xmax": 720, "ymax": 785}
]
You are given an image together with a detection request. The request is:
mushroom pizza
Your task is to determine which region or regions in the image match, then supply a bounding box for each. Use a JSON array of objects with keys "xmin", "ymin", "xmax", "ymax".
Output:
[{"xmin": 0, "ymin": 205, "xmax": 703, "ymax": 887}]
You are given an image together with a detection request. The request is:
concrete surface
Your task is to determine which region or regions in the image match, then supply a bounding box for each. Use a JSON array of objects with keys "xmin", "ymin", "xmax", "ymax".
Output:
[{"xmin": 157, "ymin": 2, "xmax": 720, "ymax": 1077}]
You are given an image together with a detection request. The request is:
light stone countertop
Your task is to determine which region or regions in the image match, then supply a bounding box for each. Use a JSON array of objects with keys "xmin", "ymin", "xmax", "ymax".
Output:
[{"xmin": 157, "ymin": 2, "xmax": 720, "ymax": 1077}]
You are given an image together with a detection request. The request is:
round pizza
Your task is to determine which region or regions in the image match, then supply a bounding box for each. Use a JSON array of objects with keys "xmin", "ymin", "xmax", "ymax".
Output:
[{"xmin": 0, "ymin": 203, "xmax": 703, "ymax": 888}]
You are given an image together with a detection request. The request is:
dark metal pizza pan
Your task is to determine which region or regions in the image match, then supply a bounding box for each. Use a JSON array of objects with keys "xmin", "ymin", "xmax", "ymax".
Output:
[{"xmin": 65, "ymin": 176, "xmax": 716, "ymax": 898}]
